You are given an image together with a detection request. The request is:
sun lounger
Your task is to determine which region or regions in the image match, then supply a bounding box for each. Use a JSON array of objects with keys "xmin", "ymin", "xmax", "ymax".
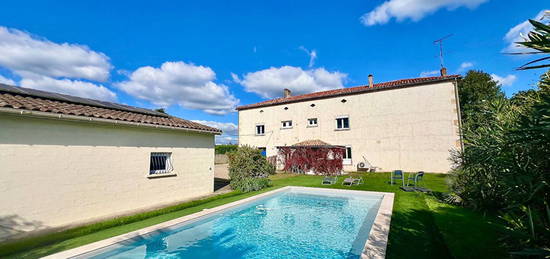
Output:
[
  {"xmin": 322, "ymin": 176, "xmax": 337, "ymax": 185},
  {"xmin": 342, "ymin": 176, "xmax": 363, "ymax": 186}
]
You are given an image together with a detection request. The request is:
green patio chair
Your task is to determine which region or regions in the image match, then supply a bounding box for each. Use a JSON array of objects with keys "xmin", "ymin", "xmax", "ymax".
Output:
[
  {"xmin": 390, "ymin": 170, "xmax": 404, "ymax": 186},
  {"xmin": 407, "ymin": 171, "xmax": 425, "ymax": 187},
  {"xmin": 401, "ymin": 171, "xmax": 432, "ymax": 192}
]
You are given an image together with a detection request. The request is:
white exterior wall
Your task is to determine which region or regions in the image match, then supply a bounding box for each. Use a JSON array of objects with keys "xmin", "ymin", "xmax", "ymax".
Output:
[
  {"xmin": 0, "ymin": 114, "xmax": 215, "ymax": 238},
  {"xmin": 238, "ymin": 81, "xmax": 461, "ymax": 173}
]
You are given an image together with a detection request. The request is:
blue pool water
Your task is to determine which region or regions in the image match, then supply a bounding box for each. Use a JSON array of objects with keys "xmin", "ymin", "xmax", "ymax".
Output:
[{"xmin": 81, "ymin": 188, "xmax": 383, "ymax": 259}]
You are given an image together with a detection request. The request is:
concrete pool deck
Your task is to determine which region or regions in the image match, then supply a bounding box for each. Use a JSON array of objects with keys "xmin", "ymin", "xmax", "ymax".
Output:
[{"xmin": 44, "ymin": 186, "xmax": 394, "ymax": 259}]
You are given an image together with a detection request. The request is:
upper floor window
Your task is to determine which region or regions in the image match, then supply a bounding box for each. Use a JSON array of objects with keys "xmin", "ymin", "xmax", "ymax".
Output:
[
  {"xmin": 281, "ymin": 120, "xmax": 293, "ymax": 129},
  {"xmin": 336, "ymin": 116, "xmax": 350, "ymax": 130},
  {"xmin": 150, "ymin": 152, "xmax": 173, "ymax": 175},
  {"xmin": 307, "ymin": 118, "xmax": 318, "ymax": 127},
  {"xmin": 256, "ymin": 124, "xmax": 265, "ymax": 135}
]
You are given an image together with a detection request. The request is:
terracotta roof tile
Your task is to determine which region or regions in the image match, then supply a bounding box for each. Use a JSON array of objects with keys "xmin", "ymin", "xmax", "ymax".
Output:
[
  {"xmin": 293, "ymin": 139, "xmax": 332, "ymax": 146},
  {"xmin": 286, "ymin": 139, "xmax": 345, "ymax": 148},
  {"xmin": 236, "ymin": 75, "xmax": 460, "ymax": 110},
  {"xmin": 0, "ymin": 84, "xmax": 221, "ymax": 134}
]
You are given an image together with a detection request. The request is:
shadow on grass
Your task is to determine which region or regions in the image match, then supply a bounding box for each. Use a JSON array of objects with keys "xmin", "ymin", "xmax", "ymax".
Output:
[
  {"xmin": 425, "ymin": 197, "xmax": 509, "ymax": 259},
  {"xmin": 387, "ymin": 207, "xmax": 453, "ymax": 259},
  {"xmin": 214, "ymin": 177, "xmax": 230, "ymax": 191}
]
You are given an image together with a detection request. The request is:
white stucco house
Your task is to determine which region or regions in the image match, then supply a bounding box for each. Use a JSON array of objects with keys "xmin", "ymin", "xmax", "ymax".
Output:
[
  {"xmin": 237, "ymin": 70, "xmax": 462, "ymax": 173},
  {"xmin": 0, "ymin": 84, "xmax": 221, "ymax": 240}
]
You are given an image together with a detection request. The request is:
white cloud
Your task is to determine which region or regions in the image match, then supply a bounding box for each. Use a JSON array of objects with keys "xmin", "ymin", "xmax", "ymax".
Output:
[
  {"xmin": 360, "ymin": 0, "xmax": 488, "ymax": 26},
  {"xmin": 0, "ymin": 75, "xmax": 15, "ymax": 85},
  {"xmin": 420, "ymin": 70, "xmax": 439, "ymax": 77},
  {"xmin": 117, "ymin": 61, "xmax": 239, "ymax": 115},
  {"xmin": 457, "ymin": 62, "xmax": 474, "ymax": 72},
  {"xmin": 490, "ymin": 74, "xmax": 517, "ymax": 87},
  {"xmin": 0, "ymin": 26, "xmax": 118, "ymax": 102},
  {"xmin": 234, "ymin": 66, "xmax": 347, "ymax": 99},
  {"xmin": 193, "ymin": 120, "xmax": 238, "ymax": 144},
  {"xmin": 20, "ymin": 76, "xmax": 116, "ymax": 101},
  {"xmin": 299, "ymin": 46, "xmax": 317, "ymax": 68},
  {"xmin": 0, "ymin": 27, "xmax": 111, "ymax": 81},
  {"xmin": 504, "ymin": 10, "xmax": 549, "ymax": 52}
]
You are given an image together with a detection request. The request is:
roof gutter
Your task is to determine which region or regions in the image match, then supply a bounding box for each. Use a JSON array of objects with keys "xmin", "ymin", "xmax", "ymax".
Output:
[{"xmin": 0, "ymin": 107, "xmax": 222, "ymax": 135}]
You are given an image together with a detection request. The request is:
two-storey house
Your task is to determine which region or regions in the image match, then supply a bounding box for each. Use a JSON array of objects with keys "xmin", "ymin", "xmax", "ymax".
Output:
[{"xmin": 237, "ymin": 71, "xmax": 462, "ymax": 173}]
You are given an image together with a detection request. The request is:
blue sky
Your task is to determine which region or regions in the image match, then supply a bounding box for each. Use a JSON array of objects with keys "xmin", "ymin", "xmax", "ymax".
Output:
[{"xmin": 0, "ymin": 0, "xmax": 548, "ymax": 143}]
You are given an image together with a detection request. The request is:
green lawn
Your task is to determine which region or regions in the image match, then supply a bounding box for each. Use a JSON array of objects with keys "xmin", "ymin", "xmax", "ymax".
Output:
[{"xmin": 0, "ymin": 173, "xmax": 508, "ymax": 258}]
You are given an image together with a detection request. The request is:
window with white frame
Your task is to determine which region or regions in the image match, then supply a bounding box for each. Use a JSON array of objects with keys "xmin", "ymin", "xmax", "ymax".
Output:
[
  {"xmin": 281, "ymin": 120, "xmax": 293, "ymax": 129},
  {"xmin": 343, "ymin": 146, "xmax": 352, "ymax": 165},
  {"xmin": 307, "ymin": 118, "xmax": 318, "ymax": 127},
  {"xmin": 256, "ymin": 124, "xmax": 265, "ymax": 135},
  {"xmin": 149, "ymin": 152, "xmax": 173, "ymax": 175},
  {"xmin": 336, "ymin": 116, "xmax": 350, "ymax": 130}
]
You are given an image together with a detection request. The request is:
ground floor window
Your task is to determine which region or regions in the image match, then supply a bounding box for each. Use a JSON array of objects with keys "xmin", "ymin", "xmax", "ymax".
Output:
[
  {"xmin": 343, "ymin": 146, "xmax": 352, "ymax": 165},
  {"xmin": 150, "ymin": 152, "xmax": 173, "ymax": 175},
  {"xmin": 258, "ymin": 147, "xmax": 267, "ymax": 157}
]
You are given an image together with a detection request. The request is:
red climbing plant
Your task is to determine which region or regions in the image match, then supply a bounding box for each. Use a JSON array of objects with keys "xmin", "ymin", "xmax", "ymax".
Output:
[{"xmin": 278, "ymin": 147, "xmax": 344, "ymax": 176}]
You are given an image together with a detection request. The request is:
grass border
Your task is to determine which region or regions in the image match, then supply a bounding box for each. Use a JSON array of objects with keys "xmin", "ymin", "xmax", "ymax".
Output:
[{"xmin": 0, "ymin": 190, "xmax": 251, "ymax": 257}]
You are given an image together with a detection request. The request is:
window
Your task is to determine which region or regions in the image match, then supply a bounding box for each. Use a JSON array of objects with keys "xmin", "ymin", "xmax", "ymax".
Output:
[
  {"xmin": 258, "ymin": 147, "xmax": 267, "ymax": 157},
  {"xmin": 149, "ymin": 153, "xmax": 173, "ymax": 175},
  {"xmin": 343, "ymin": 146, "xmax": 352, "ymax": 165},
  {"xmin": 281, "ymin": 120, "xmax": 293, "ymax": 129},
  {"xmin": 336, "ymin": 116, "xmax": 350, "ymax": 130},
  {"xmin": 256, "ymin": 124, "xmax": 265, "ymax": 135},
  {"xmin": 307, "ymin": 118, "xmax": 318, "ymax": 127}
]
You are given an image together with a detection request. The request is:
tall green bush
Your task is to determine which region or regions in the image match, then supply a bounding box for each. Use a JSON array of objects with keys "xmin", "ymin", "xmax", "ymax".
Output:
[
  {"xmin": 450, "ymin": 72, "xmax": 550, "ymax": 253},
  {"xmin": 227, "ymin": 145, "xmax": 275, "ymax": 192}
]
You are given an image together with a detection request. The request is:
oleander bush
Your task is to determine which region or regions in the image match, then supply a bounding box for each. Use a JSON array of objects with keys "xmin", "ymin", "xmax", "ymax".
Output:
[
  {"xmin": 449, "ymin": 71, "xmax": 550, "ymax": 255},
  {"xmin": 227, "ymin": 145, "xmax": 275, "ymax": 192}
]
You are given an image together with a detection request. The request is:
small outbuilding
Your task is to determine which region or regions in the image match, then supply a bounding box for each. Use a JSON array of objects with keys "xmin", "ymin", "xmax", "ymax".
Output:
[{"xmin": 0, "ymin": 84, "xmax": 221, "ymax": 240}]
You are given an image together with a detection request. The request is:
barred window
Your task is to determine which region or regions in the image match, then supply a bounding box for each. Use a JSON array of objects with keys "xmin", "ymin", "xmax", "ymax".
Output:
[{"xmin": 149, "ymin": 153, "xmax": 173, "ymax": 175}]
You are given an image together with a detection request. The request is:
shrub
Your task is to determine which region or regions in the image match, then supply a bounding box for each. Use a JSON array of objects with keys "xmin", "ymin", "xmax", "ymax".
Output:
[
  {"xmin": 230, "ymin": 178, "xmax": 271, "ymax": 193},
  {"xmin": 227, "ymin": 145, "xmax": 275, "ymax": 192},
  {"xmin": 215, "ymin": 144, "xmax": 238, "ymax": 154},
  {"xmin": 449, "ymin": 71, "xmax": 550, "ymax": 253}
]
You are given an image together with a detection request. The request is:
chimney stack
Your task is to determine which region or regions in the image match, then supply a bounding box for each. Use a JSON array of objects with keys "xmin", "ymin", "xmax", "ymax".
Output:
[
  {"xmin": 440, "ymin": 67, "xmax": 447, "ymax": 76},
  {"xmin": 283, "ymin": 88, "xmax": 291, "ymax": 98},
  {"xmin": 368, "ymin": 74, "xmax": 374, "ymax": 88}
]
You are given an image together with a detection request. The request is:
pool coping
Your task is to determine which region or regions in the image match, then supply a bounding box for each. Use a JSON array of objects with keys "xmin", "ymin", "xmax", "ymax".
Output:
[{"xmin": 43, "ymin": 186, "xmax": 394, "ymax": 259}]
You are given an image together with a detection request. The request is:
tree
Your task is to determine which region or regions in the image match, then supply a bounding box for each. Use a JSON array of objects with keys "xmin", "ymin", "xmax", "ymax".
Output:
[
  {"xmin": 458, "ymin": 70, "xmax": 505, "ymax": 132},
  {"xmin": 154, "ymin": 108, "xmax": 167, "ymax": 114}
]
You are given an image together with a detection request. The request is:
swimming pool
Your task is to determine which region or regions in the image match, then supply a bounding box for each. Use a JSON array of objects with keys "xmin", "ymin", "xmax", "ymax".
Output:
[{"xmin": 47, "ymin": 187, "xmax": 394, "ymax": 259}]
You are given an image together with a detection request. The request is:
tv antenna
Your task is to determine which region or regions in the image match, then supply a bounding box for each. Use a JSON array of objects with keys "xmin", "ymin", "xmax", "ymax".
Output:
[{"xmin": 433, "ymin": 34, "xmax": 453, "ymax": 68}]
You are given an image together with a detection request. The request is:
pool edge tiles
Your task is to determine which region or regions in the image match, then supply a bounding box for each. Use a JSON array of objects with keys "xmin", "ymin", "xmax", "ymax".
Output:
[{"xmin": 43, "ymin": 186, "xmax": 394, "ymax": 259}]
